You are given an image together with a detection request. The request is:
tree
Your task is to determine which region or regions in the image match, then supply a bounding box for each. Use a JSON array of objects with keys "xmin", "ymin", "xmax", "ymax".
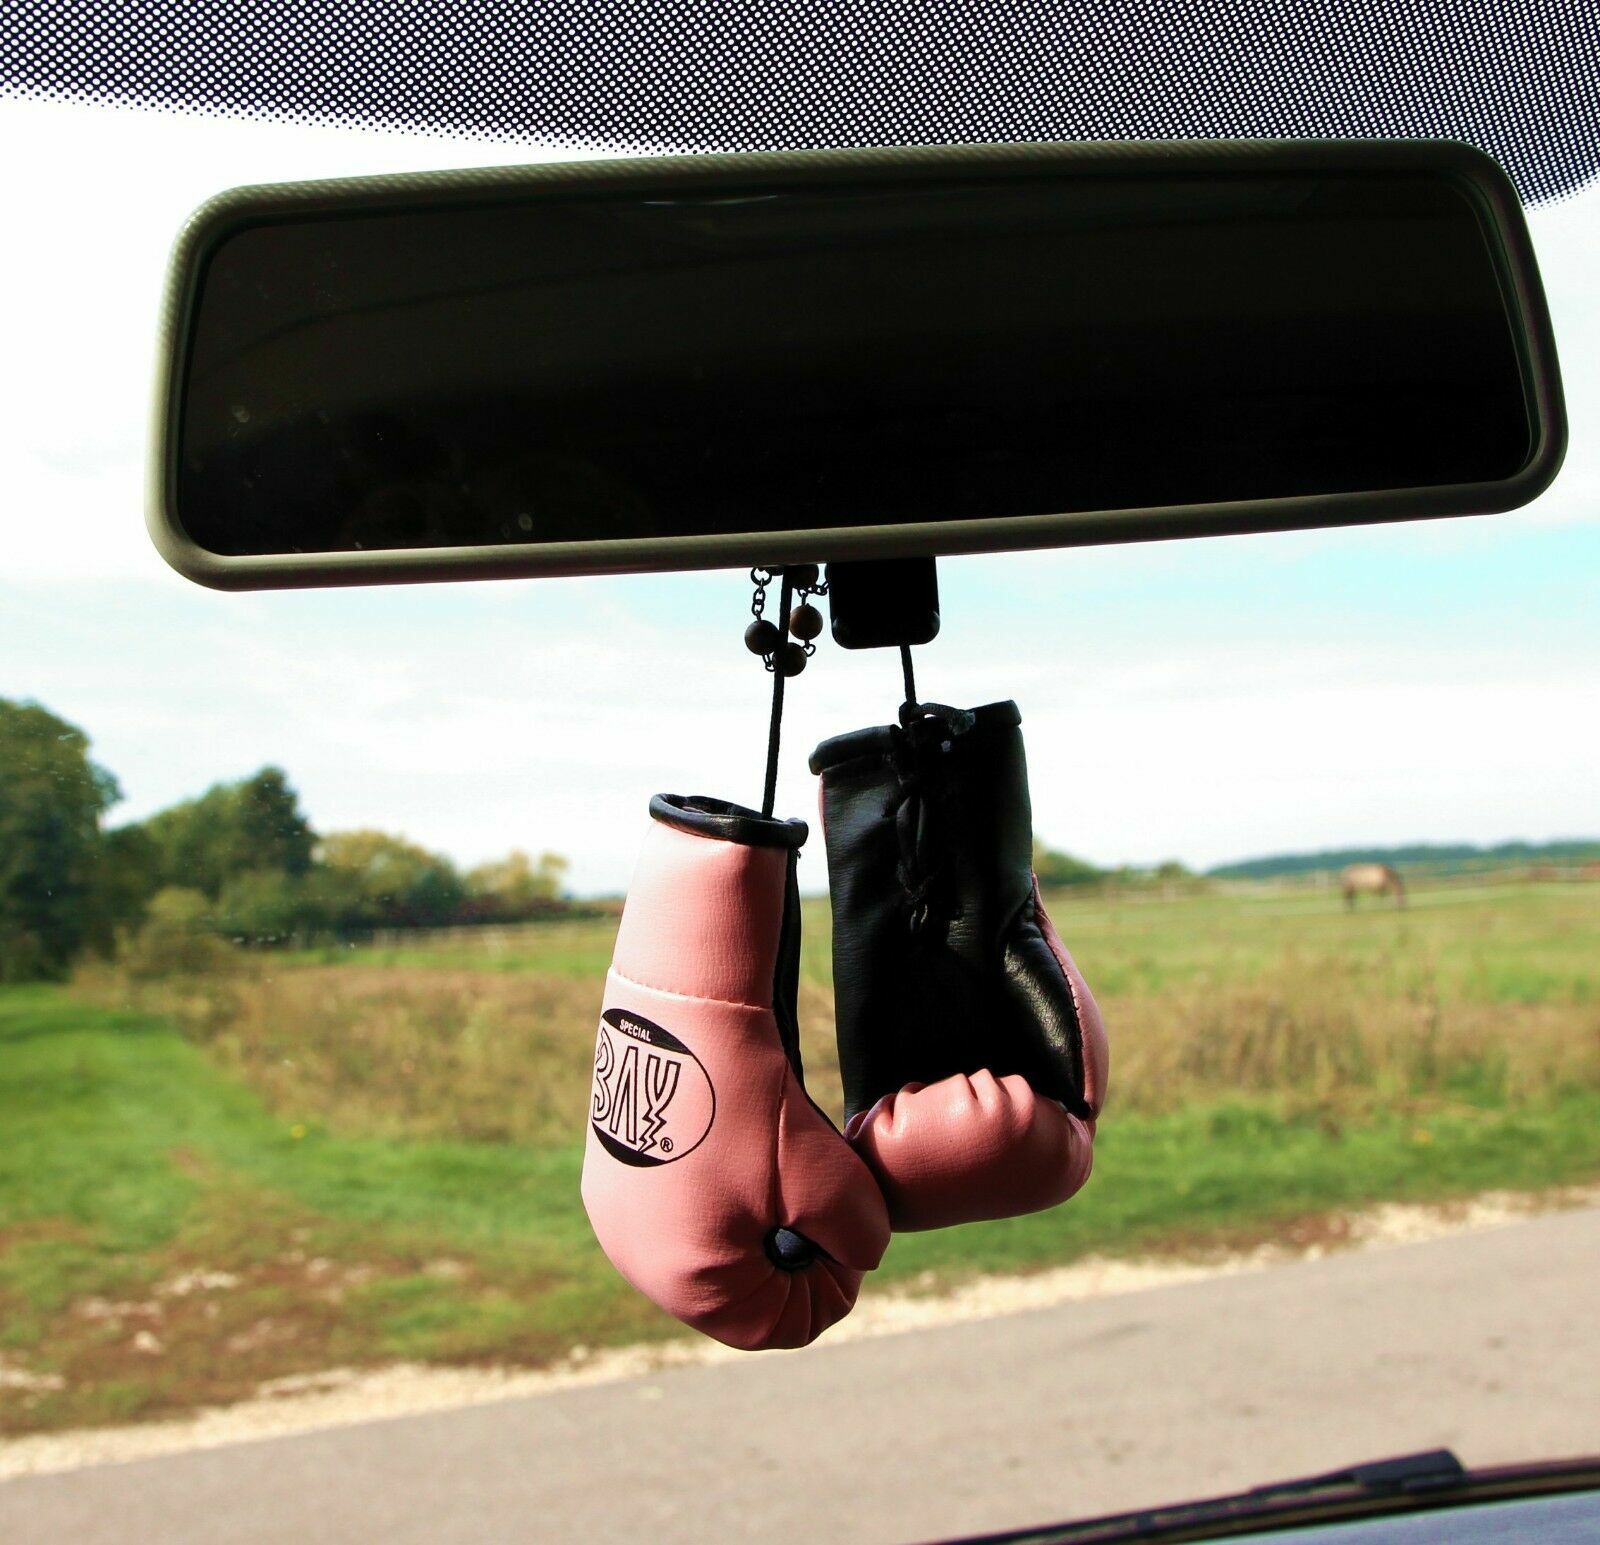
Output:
[
  {"xmin": 465, "ymin": 849, "xmax": 569, "ymax": 917},
  {"xmin": 88, "ymin": 824, "xmax": 159, "ymax": 948},
  {"xmin": 139, "ymin": 767, "xmax": 316, "ymax": 898},
  {"xmin": 235, "ymin": 767, "xmax": 316, "ymax": 879},
  {"xmin": 0, "ymin": 698, "xmax": 122, "ymax": 980},
  {"xmin": 1032, "ymin": 840, "xmax": 1105, "ymax": 889},
  {"xmin": 212, "ymin": 869, "xmax": 315, "ymax": 944},
  {"xmin": 318, "ymin": 829, "xmax": 465, "ymax": 928}
]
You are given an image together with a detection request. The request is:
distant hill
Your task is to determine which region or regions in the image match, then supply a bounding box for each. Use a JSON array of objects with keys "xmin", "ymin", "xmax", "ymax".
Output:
[{"xmin": 1208, "ymin": 839, "xmax": 1600, "ymax": 881}]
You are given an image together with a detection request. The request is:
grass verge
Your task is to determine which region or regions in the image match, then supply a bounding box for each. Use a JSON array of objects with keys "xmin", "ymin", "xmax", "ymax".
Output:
[{"xmin": 5, "ymin": 972, "xmax": 1600, "ymax": 1435}]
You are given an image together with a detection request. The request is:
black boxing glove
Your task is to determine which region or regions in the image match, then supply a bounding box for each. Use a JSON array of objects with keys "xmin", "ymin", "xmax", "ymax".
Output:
[{"xmin": 809, "ymin": 701, "xmax": 1109, "ymax": 1231}]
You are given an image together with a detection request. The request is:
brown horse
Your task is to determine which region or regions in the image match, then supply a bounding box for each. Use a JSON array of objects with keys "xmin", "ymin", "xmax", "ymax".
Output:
[{"xmin": 1341, "ymin": 862, "xmax": 1406, "ymax": 910}]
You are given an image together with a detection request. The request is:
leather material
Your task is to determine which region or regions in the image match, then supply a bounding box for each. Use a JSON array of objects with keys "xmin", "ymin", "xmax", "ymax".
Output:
[
  {"xmin": 580, "ymin": 799, "xmax": 890, "ymax": 1350},
  {"xmin": 1033, "ymin": 882, "xmax": 1109, "ymax": 1116},
  {"xmin": 648, "ymin": 792, "xmax": 808, "ymax": 849},
  {"xmin": 811, "ymin": 701, "xmax": 1109, "ymax": 1231},
  {"xmin": 843, "ymin": 1071, "xmax": 1095, "ymax": 1231}
]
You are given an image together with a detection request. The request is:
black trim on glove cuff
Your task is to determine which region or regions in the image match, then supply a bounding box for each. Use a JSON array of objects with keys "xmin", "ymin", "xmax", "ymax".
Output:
[{"xmin": 650, "ymin": 793, "xmax": 808, "ymax": 849}]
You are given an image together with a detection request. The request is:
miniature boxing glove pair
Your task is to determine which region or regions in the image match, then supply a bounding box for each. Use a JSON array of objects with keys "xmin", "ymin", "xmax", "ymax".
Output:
[{"xmin": 581, "ymin": 701, "xmax": 1108, "ymax": 1351}]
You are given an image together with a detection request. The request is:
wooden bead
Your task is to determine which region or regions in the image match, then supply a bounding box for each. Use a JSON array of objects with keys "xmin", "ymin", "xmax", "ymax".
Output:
[
  {"xmin": 744, "ymin": 618, "xmax": 781, "ymax": 656},
  {"xmin": 789, "ymin": 602, "xmax": 824, "ymax": 641},
  {"xmin": 780, "ymin": 642, "xmax": 808, "ymax": 677}
]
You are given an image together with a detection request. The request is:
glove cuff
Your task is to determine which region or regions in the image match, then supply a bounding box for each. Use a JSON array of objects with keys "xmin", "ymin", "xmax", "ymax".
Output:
[
  {"xmin": 807, "ymin": 699, "xmax": 1021, "ymax": 775},
  {"xmin": 617, "ymin": 799, "xmax": 799, "ymax": 1010},
  {"xmin": 650, "ymin": 792, "xmax": 807, "ymax": 849}
]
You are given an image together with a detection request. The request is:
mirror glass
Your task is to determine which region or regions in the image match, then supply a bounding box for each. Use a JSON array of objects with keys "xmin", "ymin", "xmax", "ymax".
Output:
[{"xmin": 170, "ymin": 163, "xmax": 1540, "ymax": 566}]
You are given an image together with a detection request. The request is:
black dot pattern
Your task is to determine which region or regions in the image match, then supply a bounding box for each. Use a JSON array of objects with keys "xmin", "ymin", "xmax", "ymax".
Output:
[{"xmin": 3, "ymin": 1, "xmax": 1597, "ymax": 204}]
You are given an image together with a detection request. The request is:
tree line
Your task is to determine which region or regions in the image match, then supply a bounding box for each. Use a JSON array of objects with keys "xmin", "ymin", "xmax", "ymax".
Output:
[
  {"xmin": 0, "ymin": 697, "xmax": 571, "ymax": 982},
  {"xmin": 1209, "ymin": 839, "xmax": 1600, "ymax": 881},
  {"xmin": 1032, "ymin": 841, "xmax": 1197, "ymax": 893}
]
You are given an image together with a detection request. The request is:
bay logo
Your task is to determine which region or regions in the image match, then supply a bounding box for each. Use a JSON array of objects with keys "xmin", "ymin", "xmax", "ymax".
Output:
[{"xmin": 589, "ymin": 1007, "xmax": 716, "ymax": 1167}]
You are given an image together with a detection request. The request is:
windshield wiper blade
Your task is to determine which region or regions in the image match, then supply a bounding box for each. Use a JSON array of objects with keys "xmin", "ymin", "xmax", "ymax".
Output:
[
  {"xmin": 1246, "ymin": 1446, "xmax": 1466, "ymax": 1500},
  {"xmin": 942, "ymin": 1448, "xmax": 1600, "ymax": 1545}
]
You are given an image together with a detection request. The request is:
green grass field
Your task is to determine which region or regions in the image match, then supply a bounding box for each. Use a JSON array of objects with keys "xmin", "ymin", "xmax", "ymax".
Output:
[
  {"xmin": 2, "ymin": 881, "xmax": 1598, "ymax": 1435},
  {"xmin": 292, "ymin": 882, "xmax": 1600, "ymax": 1001}
]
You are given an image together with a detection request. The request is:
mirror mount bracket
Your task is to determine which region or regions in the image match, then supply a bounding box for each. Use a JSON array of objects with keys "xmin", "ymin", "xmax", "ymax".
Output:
[{"xmin": 823, "ymin": 557, "xmax": 941, "ymax": 650}]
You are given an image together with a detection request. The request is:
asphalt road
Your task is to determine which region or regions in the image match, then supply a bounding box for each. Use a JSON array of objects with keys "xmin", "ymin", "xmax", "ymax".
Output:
[{"xmin": 3, "ymin": 1208, "xmax": 1597, "ymax": 1545}]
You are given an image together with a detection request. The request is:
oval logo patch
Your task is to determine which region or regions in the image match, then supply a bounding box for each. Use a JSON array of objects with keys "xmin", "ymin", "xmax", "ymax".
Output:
[{"xmin": 590, "ymin": 1008, "xmax": 715, "ymax": 1167}]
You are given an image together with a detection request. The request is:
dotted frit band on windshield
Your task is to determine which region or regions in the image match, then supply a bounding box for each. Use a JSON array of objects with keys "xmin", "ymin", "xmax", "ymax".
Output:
[{"xmin": 3, "ymin": 1, "xmax": 1597, "ymax": 206}]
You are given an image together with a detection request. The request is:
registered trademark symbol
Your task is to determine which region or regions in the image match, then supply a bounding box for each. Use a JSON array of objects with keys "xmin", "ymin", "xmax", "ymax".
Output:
[{"xmin": 659, "ymin": 1137, "xmax": 674, "ymax": 1153}]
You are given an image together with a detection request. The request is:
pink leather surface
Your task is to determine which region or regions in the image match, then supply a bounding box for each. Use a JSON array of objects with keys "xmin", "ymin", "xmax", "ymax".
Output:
[
  {"xmin": 609, "ymin": 821, "xmax": 789, "ymax": 1009},
  {"xmin": 582, "ymin": 819, "xmax": 890, "ymax": 1351},
  {"xmin": 845, "ymin": 1070, "xmax": 1095, "ymax": 1232},
  {"xmin": 1033, "ymin": 880, "xmax": 1110, "ymax": 1118}
]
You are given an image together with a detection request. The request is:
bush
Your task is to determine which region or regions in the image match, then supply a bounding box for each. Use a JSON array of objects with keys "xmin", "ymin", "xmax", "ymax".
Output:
[{"xmin": 115, "ymin": 887, "xmax": 239, "ymax": 981}]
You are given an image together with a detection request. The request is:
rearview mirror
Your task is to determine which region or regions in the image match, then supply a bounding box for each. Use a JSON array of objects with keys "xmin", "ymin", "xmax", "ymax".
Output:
[{"xmin": 148, "ymin": 139, "xmax": 1564, "ymax": 590}]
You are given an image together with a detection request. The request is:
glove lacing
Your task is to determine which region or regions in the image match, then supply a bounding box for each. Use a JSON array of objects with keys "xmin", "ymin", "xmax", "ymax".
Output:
[{"xmin": 885, "ymin": 701, "xmax": 976, "ymax": 933}]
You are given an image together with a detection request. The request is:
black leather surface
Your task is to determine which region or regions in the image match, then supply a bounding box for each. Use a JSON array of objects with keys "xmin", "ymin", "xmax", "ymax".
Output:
[
  {"xmin": 814, "ymin": 701, "xmax": 1090, "ymax": 1120},
  {"xmin": 649, "ymin": 793, "xmax": 808, "ymax": 849},
  {"xmin": 771, "ymin": 846, "xmax": 807, "ymax": 1083}
]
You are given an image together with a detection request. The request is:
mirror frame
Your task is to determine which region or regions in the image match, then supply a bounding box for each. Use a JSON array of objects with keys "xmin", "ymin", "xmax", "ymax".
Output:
[{"xmin": 147, "ymin": 137, "xmax": 1566, "ymax": 591}]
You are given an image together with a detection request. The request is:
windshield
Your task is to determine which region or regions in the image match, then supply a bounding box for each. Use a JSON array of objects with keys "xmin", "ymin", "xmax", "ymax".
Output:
[{"xmin": 1, "ymin": 33, "xmax": 1598, "ymax": 1545}]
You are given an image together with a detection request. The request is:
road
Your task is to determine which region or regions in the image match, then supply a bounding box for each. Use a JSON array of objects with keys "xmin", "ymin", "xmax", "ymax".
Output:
[{"xmin": 2, "ymin": 1208, "xmax": 1597, "ymax": 1544}]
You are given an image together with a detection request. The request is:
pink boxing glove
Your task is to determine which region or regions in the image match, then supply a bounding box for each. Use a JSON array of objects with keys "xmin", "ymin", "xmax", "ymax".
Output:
[{"xmin": 581, "ymin": 794, "xmax": 891, "ymax": 1349}]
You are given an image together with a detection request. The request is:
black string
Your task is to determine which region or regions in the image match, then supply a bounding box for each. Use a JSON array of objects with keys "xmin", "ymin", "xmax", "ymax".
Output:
[
  {"xmin": 899, "ymin": 643, "xmax": 917, "ymax": 713},
  {"xmin": 760, "ymin": 570, "xmax": 795, "ymax": 818}
]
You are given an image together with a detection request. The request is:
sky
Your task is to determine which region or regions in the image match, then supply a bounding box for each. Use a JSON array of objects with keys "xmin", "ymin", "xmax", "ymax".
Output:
[{"xmin": 2, "ymin": 94, "xmax": 1597, "ymax": 894}]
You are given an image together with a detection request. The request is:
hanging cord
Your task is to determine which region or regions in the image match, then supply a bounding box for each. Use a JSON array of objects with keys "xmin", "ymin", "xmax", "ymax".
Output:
[
  {"xmin": 899, "ymin": 643, "xmax": 918, "ymax": 716},
  {"xmin": 746, "ymin": 565, "xmax": 825, "ymax": 817},
  {"xmin": 887, "ymin": 645, "xmax": 976, "ymax": 930},
  {"xmin": 760, "ymin": 570, "xmax": 796, "ymax": 818}
]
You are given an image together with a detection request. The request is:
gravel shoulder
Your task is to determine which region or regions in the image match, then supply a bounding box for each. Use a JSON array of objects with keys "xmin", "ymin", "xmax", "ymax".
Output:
[{"xmin": 3, "ymin": 1180, "xmax": 1596, "ymax": 1483}]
